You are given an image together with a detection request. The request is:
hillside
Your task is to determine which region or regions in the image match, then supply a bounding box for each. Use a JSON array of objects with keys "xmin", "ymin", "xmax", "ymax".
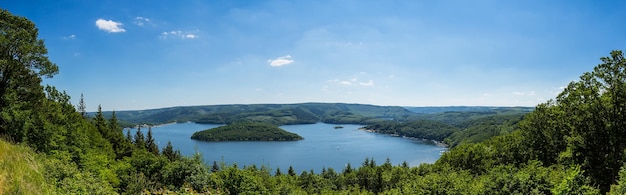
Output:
[
  {"xmin": 0, "ymin": 139, "xmax": 52, "ymax": 194},
  {"xmin": 102, "ymin": 103, "xmax": 534, "ymax": 128},
  {"xmin": 102, "ymin": 103, "xmax": 417, "ymax": 126},
  {"xmin": 191, "ymin": 122, "xmax": 304, "ymax": 141}
]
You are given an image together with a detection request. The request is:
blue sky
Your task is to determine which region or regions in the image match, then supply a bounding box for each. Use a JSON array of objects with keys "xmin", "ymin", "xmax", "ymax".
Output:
[{"xmin": 3, "ymin": 0, "xmax": 626, "ymax": 111}]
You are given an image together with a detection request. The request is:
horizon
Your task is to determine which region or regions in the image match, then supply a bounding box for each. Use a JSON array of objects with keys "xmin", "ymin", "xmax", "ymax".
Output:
[
  {"xmin": 92, "ymin": 102, "xmax": 534, "ymax": 113},
  {"xmin": 4, "ymin": 1, "xmax": 626, "ymax": 112}
]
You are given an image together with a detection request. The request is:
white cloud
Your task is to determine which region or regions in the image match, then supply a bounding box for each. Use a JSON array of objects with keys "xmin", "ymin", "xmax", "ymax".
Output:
[
  {"xmin": 268, "ymin": 55, "xmax": 294, "ymax": 67},
  {"xmin": 160, "ymin": 30, "xmax": 199, "ymax": 39},
  {"xmin": 63, "ymin": 34, "xmax": 76, "ymax": 40},
  {"xmin": 95, "ymin": 19, "xmax": 125, "ymax": 33},
  {"xmin": 339, "ymin": 81, "xmax": 352, "ymax": 85},
  {"xmin": 513, "ymin": 91, "xmax": 536, "ymax": 96},
  {"xmin": 133, "ymin": 16, "xmax": 150, "ymax": 26},
  {"xmin": 359, "ymin": 80, "xmax": 374, "ymax": 86}
]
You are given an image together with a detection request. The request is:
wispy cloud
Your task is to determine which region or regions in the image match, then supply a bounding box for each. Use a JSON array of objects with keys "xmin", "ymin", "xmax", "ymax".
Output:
[
  {"xmin": 133, "ymin": 16, "xmax": 150, "ymax": 26},
  {"xmin": 359, "ymin": 80, "xmax": 374, "ymax": 86},
  {"xmin": 159, "ymin": 30, "xmax": 199, "ymax": 39},
  {"xmin": 513, "ymin": 91, "xmax": 536, "ymax": 96},
  {"xmin": 339, "ymin": 81, "xmax": 352, "ymax": 85},
  {"xmin": 268, "ymin": 55, "xmax": 294, "ymax": 67},
  {"xmin": 63, "ymin": 34, "xmax": 76, "ymax": 40},
  {"xmin": 95, "ymin": 19, "xmax": 125, "ymax": 33}
]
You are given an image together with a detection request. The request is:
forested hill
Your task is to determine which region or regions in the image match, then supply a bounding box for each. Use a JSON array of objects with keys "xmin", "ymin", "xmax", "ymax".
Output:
[
  {"xmin": 102, "ymin": 103, "xmax": 534, "ymax": 127},
  {"xmin": 101, "ymin": 103, "xmax": 417, "ymax": 126}
]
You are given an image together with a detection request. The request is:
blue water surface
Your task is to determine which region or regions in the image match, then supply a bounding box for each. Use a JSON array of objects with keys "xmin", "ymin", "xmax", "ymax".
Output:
[{"xmin": 139, "ymin": 122, "xmax": 445, "ymax": 173}]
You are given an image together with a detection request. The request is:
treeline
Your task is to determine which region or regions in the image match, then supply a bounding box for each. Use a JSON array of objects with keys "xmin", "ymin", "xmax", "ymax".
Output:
[
  {"xmin": 363, "ymin": 120, "xmax": 458, "ymax": 141},
  {"xmin": 190, "ymin": 122, "xmax": 303, "ymax": 141},
  {"xmin": 363, "ymin": 112, "xmax": 526, "ymax": 147}
]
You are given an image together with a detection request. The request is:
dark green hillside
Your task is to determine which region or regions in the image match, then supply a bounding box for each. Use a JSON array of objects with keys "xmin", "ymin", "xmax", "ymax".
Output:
[
  {"xmin": 404, "ymin": 106, "xmax": 534, "ymax": 114},
  {"xmin": 406, "ymin": 107, "xmax": 532, "ymax": 126},
  {"xmin": 363, "ymin": 120, "xmax": 459, "ymax": 141},
  {"xmin": 443, "ymin": 113, "xmax": 526, "ymax": 147},
  {"xmin": 102, "ymin": 103, "xmax": 418, "ymax": 126},
  {"xmin": 191, "ymin": 122, "xmax": 304, "ymax": 141}
]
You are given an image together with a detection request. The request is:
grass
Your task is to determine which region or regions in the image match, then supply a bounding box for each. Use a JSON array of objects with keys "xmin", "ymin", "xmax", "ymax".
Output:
[{"xmin": 0, "ymin": 138, "xmax": 53, "ymax": 195}]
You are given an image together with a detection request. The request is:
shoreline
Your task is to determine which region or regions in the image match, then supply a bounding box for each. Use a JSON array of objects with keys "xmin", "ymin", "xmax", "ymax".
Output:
[{"xmin": 357, "ymin": 127, "xmax": 449, "ymax": 148}]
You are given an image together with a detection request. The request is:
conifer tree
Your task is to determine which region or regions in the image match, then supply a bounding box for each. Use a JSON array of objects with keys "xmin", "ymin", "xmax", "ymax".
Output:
[
  {"xmin": 275, "ymin": 167, "xmax": 282, "ymax": 176},
  {"xmin": 134, "ymin": 127, "xmax": 145, "ymax": 150},
  {"xmin": 145, "ymin": 127, "xmax": 159, "ymax": 155},
  {"xmin": 162, "ymin": 141, "xmax": 180, "ymax": 161},
  {"xmin": 77, "ymin": 93, "xmax": 87, "ymax": 118},
  {"xmin": 212, "ymin": 161, "xmax": 220, "ymax": 173},
  {"xmin": 288, "ymin": 166, "xmax": 296, "ymax": 176}
]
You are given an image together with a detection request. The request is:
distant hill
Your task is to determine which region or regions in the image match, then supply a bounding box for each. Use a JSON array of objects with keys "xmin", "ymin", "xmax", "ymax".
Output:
[
  {"xmin": 100, "ymin": 103, "xmax": 418, "ymax": 126},
  {"xmin": 404, "ymin": 106, "xmax": 534, "ymax": 114},
  {"xmin": 191, "ymin": 122, "xmax": 303, "ymax": 142}
]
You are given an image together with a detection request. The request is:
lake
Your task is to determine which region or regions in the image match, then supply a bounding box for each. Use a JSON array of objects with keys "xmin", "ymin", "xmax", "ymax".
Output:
[{"xmin": 140, "ymin": 122, "xmax": 446, "ymax": 173}]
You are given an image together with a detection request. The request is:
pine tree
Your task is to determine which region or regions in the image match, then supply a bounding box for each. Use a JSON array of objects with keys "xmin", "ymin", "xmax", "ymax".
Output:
[
  {"xmin": 211, "ymin": 161, "xmax": 220, "ymax": 173},
  {"xmin": 288, "ymin": 165, "xmax": 296, "ymax": 176},
  {"xmin": 109, "ymin": 111, "xmax": 132, "ymax": 159},
  {"xmin": 145, "ymin": 127, "xmax": 159, "ymax": 155},
  {"xmin": 93, "ymin": 105, "xmax": 109, "ymax": 139},
  {"xmin": 275, "ymin": 167, "xmax": 282, "ymax": 176},
  {"xmin": 134, "ymin": 127, "xmax": 145, "ymax": 150},
  {"xmin": 162, "ymin": 141, "xmax": 180, "ymax": 161},
  {"xmin": 77, "ymin": 93, "xmax": 87, "ymax": 118}
]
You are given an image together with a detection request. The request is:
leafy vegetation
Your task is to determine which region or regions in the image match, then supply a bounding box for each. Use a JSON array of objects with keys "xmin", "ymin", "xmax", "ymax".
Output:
[
  {"xmin": 5, "ymin": 9, "xmax": 626, "ymax": 194},
  {"xmin": 191, "ymin": 122, "xmax": 303, "ymax": 141}
]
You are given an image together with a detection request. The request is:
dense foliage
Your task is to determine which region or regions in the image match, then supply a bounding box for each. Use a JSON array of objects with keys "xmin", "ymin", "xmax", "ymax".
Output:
[
  {"xmin": 5, "ymin": 9, "xmax": 626, "ymax": 194},
  {"xmin": 191, "ymin": 122, "xmax": 304, "ymax": 141},
  {"xmin": 363, "ymin": 120, "xmax": 458, "ymax": 141}
]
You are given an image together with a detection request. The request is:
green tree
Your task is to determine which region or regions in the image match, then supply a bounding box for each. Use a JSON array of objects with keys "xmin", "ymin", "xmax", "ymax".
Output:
[
  {"xmin": 109, "ymin": 111, "xmax": 133, "ymax": 159},
  {"xmin": 161, "ymin": 141, "xmax": 180, "ymax": 161},
  {"xmin": 555, "ymin": 50, "xmax": 626, "ymax": 192},
  {"xmin": 77, "ymin": 93, "xmax": 87, "ymax": 118},
  {"xmin": 0, "ymin": 9, "xmax": 59, "ymax": 143},
  {"xmin": 145, "ymin": 127, "xmax": 159, "ymax": 156},
  {"xmin": 134, "ymin": 127, "xmax": 146, "ymax": 150}
]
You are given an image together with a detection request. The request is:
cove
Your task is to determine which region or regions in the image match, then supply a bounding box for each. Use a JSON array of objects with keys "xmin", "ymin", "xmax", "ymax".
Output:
[{"xmin": 141, "ymin": 122, "xmax": 446, "ymax": 173}]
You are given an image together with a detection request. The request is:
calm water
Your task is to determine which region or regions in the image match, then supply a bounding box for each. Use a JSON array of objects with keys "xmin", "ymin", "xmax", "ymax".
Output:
[{"xmin": 139, "ymin": 122, "xmax": 445, "ymax": 173}]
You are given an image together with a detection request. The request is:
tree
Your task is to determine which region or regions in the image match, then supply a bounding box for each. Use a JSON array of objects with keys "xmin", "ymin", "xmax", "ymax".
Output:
[
  {"xmin": 0, "ymin": 9, "xmax": 59, "ymax": 142},
  {"xmin": 555, "ymin": 50, "xmax": 626, "ymax": 192},
  {"xmin": 109, "ymin": 111, "xmax": 132, "ymax": 159},
  {"xmin": 161, "ymin": 141, "xmax": 180, "ymax": 161},
  {"xmin": 275, "ymin": 167, "xmax": 282, "ymax": 176},
  {"xmin": 288, "ymin": 166, "xmax": 296, "ymax": 176},
  {"xmin": 145, "ymin": 127, "xmax": 159, "ymax": 155},
  {"xmin": 77, "ymin": 93, "xmax": 87, "ymax": 118},
  {"xmin": 134, "ymin": 127, "xmax": 146, "ymax": 150}
]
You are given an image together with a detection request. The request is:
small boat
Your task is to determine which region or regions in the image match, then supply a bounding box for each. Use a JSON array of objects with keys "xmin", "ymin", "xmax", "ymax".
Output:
[{"xmin": 334, "ymin": 126, "xmax": 344, "ymax": 129}]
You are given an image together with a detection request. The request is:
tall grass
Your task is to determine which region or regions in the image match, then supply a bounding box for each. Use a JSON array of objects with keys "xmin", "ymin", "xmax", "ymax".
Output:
[{"xmin": 0, "ymin": 138, "xmax": 53, "ymax": 195}]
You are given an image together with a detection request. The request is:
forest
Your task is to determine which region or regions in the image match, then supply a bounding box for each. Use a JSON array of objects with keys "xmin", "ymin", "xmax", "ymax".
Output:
[{"xmin": 4, "ymin": 9, "xmax": 626, "ymax": 194}]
